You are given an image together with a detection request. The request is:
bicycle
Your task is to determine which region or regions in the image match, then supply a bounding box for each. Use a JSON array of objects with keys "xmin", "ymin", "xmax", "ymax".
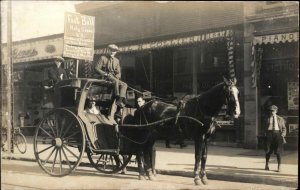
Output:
[{"xmin": 1, "ymin": 127, "xmax": 27, "ymax": 154}]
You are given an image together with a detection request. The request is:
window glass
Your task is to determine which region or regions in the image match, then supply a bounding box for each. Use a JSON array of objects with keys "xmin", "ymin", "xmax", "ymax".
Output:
[{"xmin": 173, "ymin": 48, "xmax": 193, "ymax": 93}]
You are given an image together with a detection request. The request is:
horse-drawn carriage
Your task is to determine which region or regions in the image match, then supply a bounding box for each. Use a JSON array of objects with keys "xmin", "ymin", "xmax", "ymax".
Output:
[
  {"xmin": 34, "ymin": 77, "xmax": 240, "ymax": 185},
  {"xmin": 34, "ymin": 78, "xmax": 188, "ymax": 177}
]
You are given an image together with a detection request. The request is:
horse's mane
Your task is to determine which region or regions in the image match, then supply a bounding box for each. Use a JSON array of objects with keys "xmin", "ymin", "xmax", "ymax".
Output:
[
  {"xmin": 184, "ymin": 82, "xmax": 226, "ymax": 118},
  {"xmin": 191, "ymin": 82, "xmax": 225, "ymax": 102}
]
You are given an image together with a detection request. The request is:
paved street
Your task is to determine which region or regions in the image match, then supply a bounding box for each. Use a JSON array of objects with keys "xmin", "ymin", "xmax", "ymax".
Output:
[
  {"xmin": 1, "ymin": 159, "xmax": 295, "ymax": 190},
  {"xmin": 1, "ymin": 138, "xmax": 298, "ymax": 189}
]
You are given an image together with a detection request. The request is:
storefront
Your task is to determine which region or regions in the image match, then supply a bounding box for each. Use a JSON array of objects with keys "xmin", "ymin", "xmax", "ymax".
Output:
[
  {"xmin": 246, "ymin": 2, "xmax": 299, "ymax": 149},
  {"xmin": 75, "ymin": 1, "xmax": 246, "ymax": 144},
  {"xmin": 1, "ymin": 34, "xmax": 84, "ymax": 135},
  {"xmin": 93, "ymin": 27, "xmax": 244, "ymax": 143},
  {"xmin": 252, "ymin": 32, "xmax": 299, "ymax": 150}
]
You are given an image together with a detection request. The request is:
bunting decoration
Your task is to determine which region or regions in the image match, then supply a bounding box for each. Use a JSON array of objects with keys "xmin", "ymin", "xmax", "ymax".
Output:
[
  {"xmin": 251, "ymin": 45, "xmax": 263, "ymax": 88},
  {"xmin": 84, "ymin": 61, "xmax": 93, "ymax": 78},
  {"xmin": 226, "ymin": 30, "xmax": 235, "ymax": 79}
]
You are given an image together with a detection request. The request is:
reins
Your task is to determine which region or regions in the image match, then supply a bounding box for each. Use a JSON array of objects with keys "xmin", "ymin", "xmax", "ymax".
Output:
[{"xmin": 117, "ymin": 116, "xmax": 204, "ymax": 145}]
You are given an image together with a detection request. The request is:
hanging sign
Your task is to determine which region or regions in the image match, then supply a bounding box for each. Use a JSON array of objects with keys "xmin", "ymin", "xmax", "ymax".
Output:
[
  {"xmin": 63, "ymin": 12, "xmax": 95, "ymax": 61},
  {"xmin": 287, "ymin": 82, "xmax": 299, "ymax": 110}
]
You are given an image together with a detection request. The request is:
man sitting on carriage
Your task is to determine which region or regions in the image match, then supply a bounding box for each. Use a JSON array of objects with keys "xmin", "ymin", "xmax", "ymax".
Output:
[{"xmin": 94, "ymin": 44, "xmax": 128, "ymax": 106}]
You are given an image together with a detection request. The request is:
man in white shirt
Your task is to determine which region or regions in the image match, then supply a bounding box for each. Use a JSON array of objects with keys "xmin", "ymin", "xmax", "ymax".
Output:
[{"xmin": 263, "ymin": 105, "xmax": 286, "ymax": 172}]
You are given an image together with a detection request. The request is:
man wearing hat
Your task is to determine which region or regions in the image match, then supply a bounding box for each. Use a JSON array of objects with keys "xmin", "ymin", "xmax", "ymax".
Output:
[
  {"xmin": 94, "ymin": 44, "xmax": 128, "ymax": 118},
  {"xmin": 263, "ymin": 104, "xmax": 286, "ymax": 172},
  {"xmin": 48, "ymin": 56, "xmax": 68, "ymax": 85}
]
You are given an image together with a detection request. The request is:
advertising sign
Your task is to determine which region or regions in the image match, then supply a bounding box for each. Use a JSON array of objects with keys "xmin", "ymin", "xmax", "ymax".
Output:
[
  {"xmin": 287, "ymin": 82, "xmax": 299, "ymax": 110},
  {"xmin": 63, "ymin": 12, "xmax": 95, "ymax": 61}
]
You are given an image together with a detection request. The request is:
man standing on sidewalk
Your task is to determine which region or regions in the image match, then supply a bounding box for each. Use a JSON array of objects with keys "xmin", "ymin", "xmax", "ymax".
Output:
[{"xmin": 263, "ymin": 105, "xmax": 286, "ymax": 172}]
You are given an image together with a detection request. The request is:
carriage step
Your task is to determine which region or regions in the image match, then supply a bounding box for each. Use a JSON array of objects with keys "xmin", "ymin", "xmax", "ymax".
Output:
[{"xmin": 91, "ymin": 149, "xmax": 119, "ymax": 154}]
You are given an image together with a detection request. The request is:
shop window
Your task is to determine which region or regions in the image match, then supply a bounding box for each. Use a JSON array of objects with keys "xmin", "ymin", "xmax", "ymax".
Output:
[
  {"xmin": 119, "ymin": 54, "xmax": 136, "ymax": 86},
  {"xmin": 134, "ymin": 53, "xmax": 151, "ymax": 91},
  {"xmin": 153, "ymin": 49, "xmax": 173, "ymax": 96},
  {"xmin": 173, "ymin": 48, "xmax": 193, "ymax": 93},
  {"xmin": 201, "ymin": 42, "xmax": 227, "ymax": 72}
]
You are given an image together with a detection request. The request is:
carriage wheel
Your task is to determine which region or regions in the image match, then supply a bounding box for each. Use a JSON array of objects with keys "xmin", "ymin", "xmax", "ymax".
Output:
[
  {"xmin": 87, "ymin": 151, "xmax": 132, "ymax": 174},
  {"xmin": 33, "ymin": 108, "xmax": 86, "ymax": 177}
]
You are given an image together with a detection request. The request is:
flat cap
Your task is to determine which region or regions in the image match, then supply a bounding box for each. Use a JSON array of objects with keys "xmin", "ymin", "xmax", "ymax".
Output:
[
  {"xmin": 268, "ymin": 105, "xmax": 278, "ymax": 111},
  {"xmin": 107, "ymin": 44, "xmax": 119, "ymax": 52},
  {"xmin": 53, "ymin": 56, "xmax": 64, "ymax": 62}
]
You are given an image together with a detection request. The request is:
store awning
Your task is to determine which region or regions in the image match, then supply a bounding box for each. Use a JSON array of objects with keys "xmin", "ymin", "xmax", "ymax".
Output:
[
  {"xmin": 253, "ymin": 32, "xmax": 299, "ymax": 45},
  {"xmin": 95, "ymin": 29, "xmax": 233, "ymax": 54}
]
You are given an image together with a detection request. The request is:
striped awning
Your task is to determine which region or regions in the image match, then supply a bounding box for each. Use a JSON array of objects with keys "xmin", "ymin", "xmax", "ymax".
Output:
[{"xmin": 253, "ymin": 32, "xmax": 298, "ymax": 45}]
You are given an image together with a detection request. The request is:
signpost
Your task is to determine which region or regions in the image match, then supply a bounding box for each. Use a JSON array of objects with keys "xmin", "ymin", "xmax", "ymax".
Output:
[{"xmin": 63, "ymin": 12, "xmax": 95, "ymax": 77}]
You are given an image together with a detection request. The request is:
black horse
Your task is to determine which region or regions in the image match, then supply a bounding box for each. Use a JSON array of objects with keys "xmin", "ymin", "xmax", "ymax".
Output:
[{"xmin": 129, "ymin": 77, "xmax": 241, "ymax": 185}]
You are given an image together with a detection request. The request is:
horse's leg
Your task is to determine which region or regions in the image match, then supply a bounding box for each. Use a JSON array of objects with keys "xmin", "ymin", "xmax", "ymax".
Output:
[
  {"xmin": 193, "ymin": 136, "xmax": 202, "ymax": 185},
  {"xmin": 144, "ymin": 144, "xmax": 156, "ymax": 180},
  {"xmin": 151, "ymin": 145, "xmax": 157, "ymax": 176},
  {"xmin": 136, "ymin": 151, "xmax": 146, "ymax": 180},
  {"xmin": 200, "ymin": 137, "xmax": 209, "ymax": 185}
]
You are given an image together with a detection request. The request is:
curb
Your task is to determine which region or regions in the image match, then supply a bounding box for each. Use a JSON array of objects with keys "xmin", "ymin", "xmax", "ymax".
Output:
[{"xmin": 2, "ymin": 155, "xmax": 298, "ymax": 188}]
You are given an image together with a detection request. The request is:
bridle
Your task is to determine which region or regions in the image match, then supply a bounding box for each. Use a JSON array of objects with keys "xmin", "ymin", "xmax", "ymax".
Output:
[{"xmin": 224, "ymin": 83, "xmax": 239, "ymax": 117}]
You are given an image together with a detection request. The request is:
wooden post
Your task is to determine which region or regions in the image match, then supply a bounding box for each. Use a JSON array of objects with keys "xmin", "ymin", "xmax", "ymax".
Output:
[
  {"xmin": 76, "ymin": 59, "xmax": 79, "ymax": 78},
  {"xmin": 1, "ymin": 0, "xmax": 14, "ymax": 153}
]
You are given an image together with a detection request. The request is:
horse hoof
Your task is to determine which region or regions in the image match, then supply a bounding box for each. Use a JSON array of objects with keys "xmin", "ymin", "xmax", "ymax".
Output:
[
  {"xmin": 194, "ymin": 177, "xmax": 201, "ymax": 186},
  {"xmin": 201, "ymin": 176, "xmax": 209, "ymax": 185},
  {"xmin": 146, "ymin": 172, "xmax": 156, "ymax": 181},
  {"xmin": 120, "ymin": 168, "xmax": 127, "ymax": 174},
  {"xmin": 138, "ymin": 174, "xmax": 146, "ymax": 180}
]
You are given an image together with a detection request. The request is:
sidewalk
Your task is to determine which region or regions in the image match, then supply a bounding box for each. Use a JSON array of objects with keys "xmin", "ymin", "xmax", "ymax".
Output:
[{"xmin": 1, "ymin": 138, "xmax": 298, "ymax": 188}]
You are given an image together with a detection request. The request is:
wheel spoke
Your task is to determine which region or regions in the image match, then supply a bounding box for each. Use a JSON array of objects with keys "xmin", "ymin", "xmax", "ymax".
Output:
[
  {"xmin": 95, "ymin": 154, "xmax": 104, "ymax": 166},
  {"xmin": 64, "ymin": 131, "xmax": 80, "ymax": 140},
  {"xmin": 39, "ymin": 126, "xmax": 54, "ymax": 139},
  {"xmin": 60, "ymin": 117, "xmax": 70, "ymax": 137},
  {"xmin": 62, "ymin": 147, "xmax": 72, "ymax": 169},
  {"xmin": 46, "ymin": 119, "xmax": 56, "ymax": 138},
  {"xmin": 63, "ymin": 145, "xmax": 79, "ymax": 159},
  {"xmin": 55, "ymin": 113, "xmax": 59, "ymax": 137},
  {"xmin": 43, "ymin": 147, "xmax": 56, "ymax": 165},
  {"xmin": 61, "ymin": 120, "xmax": 75, "ymax": 138},
  {"xmin": 51, "ymin": 148, "xmax": 59, "ymax": 173},
  {"xmin": 37, "ymin": 145, "xmax": 54, "ymax": 154},
  {"xmin": 59, "ymin": 148, "xmax": 62, "ymax": 174}
]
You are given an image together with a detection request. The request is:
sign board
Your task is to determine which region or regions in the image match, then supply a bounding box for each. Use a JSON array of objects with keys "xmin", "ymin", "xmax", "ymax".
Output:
[
  {"xmin": 253, "ymin": 32, "xmax": 299, "ymax": 45},
  {"xmin": 1, "ymin": 37, "xmax": 64, "ymax": 64},
  {"xmin": 95, "ymin": 30, "xmax": 232, "ymax": 54},
  {"xmin": 287, "ymin": 82, "xmax": 299, "ymax": 110},
  {"xmin": 63, "ymin": 12, "xmax": 95, "ymax": 61}
]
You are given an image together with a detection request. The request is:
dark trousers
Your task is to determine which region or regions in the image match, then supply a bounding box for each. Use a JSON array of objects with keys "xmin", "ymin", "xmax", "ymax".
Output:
[
  {"xmin": 108, "ymin": 76, "xmax": 128, "ymax": 98},
  {"xmin": 265, "ymin": 131, "xmax": 283, "ymax": 166}
]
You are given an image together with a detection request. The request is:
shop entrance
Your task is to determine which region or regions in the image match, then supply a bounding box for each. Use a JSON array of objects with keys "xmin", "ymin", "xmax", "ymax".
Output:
[{"xmin": 259, "ymin": 42, "xmax": 299, "ymax": 149}]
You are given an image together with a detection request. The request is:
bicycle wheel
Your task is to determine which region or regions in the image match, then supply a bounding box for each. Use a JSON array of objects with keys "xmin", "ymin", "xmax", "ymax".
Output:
[{"xmin": 15, "ymin": 132, "xmax": 27, "ymax": 154}]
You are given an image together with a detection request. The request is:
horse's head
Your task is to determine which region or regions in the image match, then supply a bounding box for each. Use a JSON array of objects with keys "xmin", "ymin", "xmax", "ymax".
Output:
[{"xmin": 223, "ymin": 77, "xmax": 241, "ymax": 118}]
